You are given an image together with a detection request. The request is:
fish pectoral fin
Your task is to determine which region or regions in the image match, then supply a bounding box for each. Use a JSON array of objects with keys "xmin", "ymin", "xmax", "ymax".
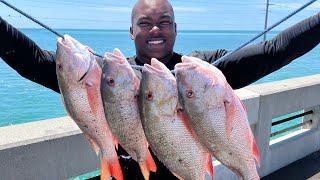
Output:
[
  {"xmin": 138, "ymin": 150, "xmax": 157, "ymax": 180},
  {"xmin": 172, "ymin": 171, "xmax": 184, "ymax": 180},
  {"xmin": 206, "ymin": 154, "xmax": 214, "ymax": 179},
  {"xmin": 146, "ymin": 150, "xmax": 157, "ymax": 172},
  {"xmin": 100, "ymin": 156, "xmax": 124, "ymax": 180},
  {"xmin": 84, "ymin": 134, "xmax": 100, "ymax": 156},
  {"xmin": 113, "ymin": 136, "xmax": 119, "ymax": 150},
  {"xmin": 251, "ymin": 132, "xmax": 261, "ymax": 166},
  {"xmin": 224, "ymin": 99, "xmax": 235, "ymax": 139},
  {"xmin": 139, "ymin": 162, "xmax": 151, "ymax": 180}
]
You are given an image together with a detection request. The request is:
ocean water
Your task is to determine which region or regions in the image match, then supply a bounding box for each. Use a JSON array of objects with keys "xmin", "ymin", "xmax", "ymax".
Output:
[
  {"xmin": 0, "ymin": 29, "xmax": 319, "ymax": 126},
  {"xmin": 1, "ymin": 29, "xmax": 319, "ymax": 179}
]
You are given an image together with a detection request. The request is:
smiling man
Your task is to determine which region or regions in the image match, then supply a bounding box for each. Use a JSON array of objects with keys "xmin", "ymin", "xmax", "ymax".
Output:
[
  {"xmin": 130, "ymin": 0, "xmax": 176, "ymax": 65},
  {"xmin": 1, "ymin": 0, "xmax": 320, "ymax": 179}
]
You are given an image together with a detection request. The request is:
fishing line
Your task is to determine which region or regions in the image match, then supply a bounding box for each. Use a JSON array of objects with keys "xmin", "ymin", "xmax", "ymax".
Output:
[
  {"xmin": 0, "ymin": 0, "xmax": 104, "ymax": 59},
  {"xmin": 0, "ymin": 0, "xmax": 155, "ymax": 71},
  {"xmin": 0, "ymin": 0, "xmax": 317, "ymax": 72},
  {"xmin": 212, "ymin": 0, "xmax": 318, "ymax": 66}
]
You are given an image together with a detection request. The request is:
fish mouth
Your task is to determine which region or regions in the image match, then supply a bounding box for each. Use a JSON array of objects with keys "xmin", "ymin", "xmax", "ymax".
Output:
[
  {"xmin": 150, "ymin": 58, "xmax": 172, "ymax": 73},
  {"xmin": 57, "ymin": 37, "xmax": 71, "ymax": 54},
  {"xmin": 58, "ymin": 35, "xmax": 89, "ymax": 56},
  {"xmin": 104, "ymin": 52, "xmax": 126, "ymax": 64},
  {"xmin": 143, "ymin": 63, "xmax": 161, "ymax": 75},
  {"xmin": 58, "ymin": 35, "xmax": 93, "ymax": 82},
  {"xmin": 78, "ymin": 58, "xmax": 93, "ymax": 82},
  {"xmin": 174, "ymin": 62, "xmax": 197, "ymax": 74},
  {"xmin": 143, "ymin": 58, "xmax": 172, "ymax": 77}
]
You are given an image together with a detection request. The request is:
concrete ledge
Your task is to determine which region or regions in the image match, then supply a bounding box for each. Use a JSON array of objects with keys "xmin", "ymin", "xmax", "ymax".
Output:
[
  {"xmin": 0, "ymin": 128, "xmax": 98, "ymax": 180},
  {"xmin": 235, "ymin": 88, "xmax": 260, "ymax": 125},
  {"xmin": 0, "ymin": 117, "xmax": 81, "ymax": 150}
]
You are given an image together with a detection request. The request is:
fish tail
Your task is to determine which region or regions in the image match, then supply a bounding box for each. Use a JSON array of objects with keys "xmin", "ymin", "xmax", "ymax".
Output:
[
  {"xmin": 138, "ymin": 150, "xmax": 157, "ymax": 180},
  {"xmin": 206, "ymin": 154, "xmax": 214, "ymax": 179},
  {"xmin": 100, "ymin": 156, "xmax": 123, "ymax": 180}
]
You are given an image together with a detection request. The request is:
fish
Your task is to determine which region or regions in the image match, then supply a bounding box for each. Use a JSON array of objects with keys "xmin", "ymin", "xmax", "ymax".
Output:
[
  {"xmin": 101, "ymin": 48, "xmax": 157, "ymax": 180},
  {"xmin": 55, "ymin": 35, "xmax": 123, "ymax": 180},
  {"xmin": 174, "ymin": 56, "xmax": 260, "ymax": 180},
  {"xmin": 139, "ymin": 58, "xmax": 213, "ymax": 180}
]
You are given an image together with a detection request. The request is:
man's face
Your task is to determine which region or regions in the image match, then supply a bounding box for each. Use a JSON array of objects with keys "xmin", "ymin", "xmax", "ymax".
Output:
[{"xmin": 130, "ymin": 0, "xmax": 177, "ymax": 63}]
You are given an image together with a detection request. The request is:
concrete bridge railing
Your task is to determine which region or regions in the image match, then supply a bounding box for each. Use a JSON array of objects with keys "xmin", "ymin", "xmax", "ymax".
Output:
[{"xmin": 1, "ymin": 74, "xmax": 320, "ymax": 180}]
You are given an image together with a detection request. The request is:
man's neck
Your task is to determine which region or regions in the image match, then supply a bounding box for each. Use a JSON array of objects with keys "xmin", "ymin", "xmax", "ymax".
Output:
[{"xmin": 136, "ymin": 53, "xmax": 174, "ymax": 65}]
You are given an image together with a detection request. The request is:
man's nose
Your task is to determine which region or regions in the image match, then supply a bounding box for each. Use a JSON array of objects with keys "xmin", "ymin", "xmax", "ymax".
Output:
[{"xmin": 149, "ymin": 25, "xmax": 160, "ymax": 35}]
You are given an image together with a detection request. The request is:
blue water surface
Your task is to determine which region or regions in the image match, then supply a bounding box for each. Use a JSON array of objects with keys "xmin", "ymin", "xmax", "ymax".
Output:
[{"xmin": 0, "ymin": 29, "xmax": 319, "ymax": 126}]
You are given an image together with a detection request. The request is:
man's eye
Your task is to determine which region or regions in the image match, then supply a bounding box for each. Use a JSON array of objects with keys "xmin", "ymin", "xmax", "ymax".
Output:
[
  {"xmin": 160, "ymin": 21, "xmax": 171, "ymax": 25},
  {"xmin": 138, "ymin": 22, "xmax": 150, "ymax": 27}
]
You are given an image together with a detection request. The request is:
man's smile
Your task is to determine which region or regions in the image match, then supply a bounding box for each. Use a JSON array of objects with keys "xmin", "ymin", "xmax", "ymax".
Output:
[{"xmin": 147, "ymin": 38, "xmax": 165, "ymax": 45}]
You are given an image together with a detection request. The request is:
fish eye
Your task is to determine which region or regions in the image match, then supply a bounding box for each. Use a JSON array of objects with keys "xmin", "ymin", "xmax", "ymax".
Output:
[
  {"xmin": 107, "ymin": 77, "xmax": 115, "ymax": 86},
  {"xmin": 186, "ymin": 89, "xmax": 194, "ymax": 98},
  {"xmin": 146, "ymin": 91, "xmax": 153, "ymax": 101},
  {"xmin": 57, "ymin": 64, "xmax": 63, "ymax": 71}
]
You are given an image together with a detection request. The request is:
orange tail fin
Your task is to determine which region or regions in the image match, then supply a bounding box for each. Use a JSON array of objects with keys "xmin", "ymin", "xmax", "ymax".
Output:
[
  {"xmin": 206, "ymin": 154, "xmax": 214, "ymax": 179},
  {"xmin": 100, "ymin": 157, "xmax": 123, "ymax": 180},
  {"xmin": 139, "ymin": 150, "xmax": 157, "ymax": 180}
]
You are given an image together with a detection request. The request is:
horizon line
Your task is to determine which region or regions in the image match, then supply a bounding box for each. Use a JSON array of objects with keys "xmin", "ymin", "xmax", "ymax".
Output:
[{"xmin": 18, "ymin": 28, "xmax": 281, "ymax": 32}]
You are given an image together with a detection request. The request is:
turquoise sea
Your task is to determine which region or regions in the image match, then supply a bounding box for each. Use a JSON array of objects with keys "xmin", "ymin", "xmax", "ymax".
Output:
[{"xmin": 0, "ymin": 29, "xmax": 319, "ymax": 127}]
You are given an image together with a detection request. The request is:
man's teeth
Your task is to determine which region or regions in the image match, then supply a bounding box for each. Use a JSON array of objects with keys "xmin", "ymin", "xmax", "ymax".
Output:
[{"xmin": 148, "ymin": 40, "xmax": 164, "ymax": 44}]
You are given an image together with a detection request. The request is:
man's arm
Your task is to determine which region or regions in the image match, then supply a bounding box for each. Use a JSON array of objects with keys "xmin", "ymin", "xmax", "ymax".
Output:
[
  {"xmin": 214, "ymin": 12, "xmax": 320, "ymax": 89},
  {"xmin": 190, "ymin": 13, "xmax": 320, "ymax": 89},
  {"xmin": 0, "ymin": 17, "xmax": 60, "ymax": 93}
]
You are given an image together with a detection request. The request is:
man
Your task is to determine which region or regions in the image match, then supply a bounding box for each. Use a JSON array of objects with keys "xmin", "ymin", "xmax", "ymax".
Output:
[{"xmin": 0, "ymin": 0, "xmax": 319, "ymax": 179}]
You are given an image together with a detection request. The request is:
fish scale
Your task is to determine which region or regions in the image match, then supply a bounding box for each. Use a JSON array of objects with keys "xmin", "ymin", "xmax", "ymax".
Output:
[
  {"xmin": 56, "ymin": 35, "xmax": 123, "ymax": 180},
  {"xmin": 139, "ymin": 58, "xmax": 213, "ymax": 180},
  {"xmin": 175, "ymin": 56, "xmax": 260, "ymax": 180},
  {"xmin": 101, "ymin": 49, "xmax": 157, "ymax": 180}
]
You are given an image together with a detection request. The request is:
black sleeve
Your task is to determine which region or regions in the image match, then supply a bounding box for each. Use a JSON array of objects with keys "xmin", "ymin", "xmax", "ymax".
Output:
[
  {"xmin": 213, "ymin": 12, "xmax": 320, "ymax": 89},
  {"xmin": 0, "ymin": 17, "xmax": 60, "ymax": 93}
]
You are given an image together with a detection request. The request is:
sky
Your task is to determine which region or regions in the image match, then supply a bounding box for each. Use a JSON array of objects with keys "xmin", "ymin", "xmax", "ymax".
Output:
[{"xmin": 0, "ymin": 0, "xmax": 319, "ymax": 30}]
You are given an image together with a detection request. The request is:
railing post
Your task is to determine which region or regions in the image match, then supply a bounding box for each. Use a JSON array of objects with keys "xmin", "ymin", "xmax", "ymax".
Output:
[
  {"xmin": 303, "ymin": 105, "xmax": 320, "ymax": 130},
  {"xmin": 253, "ymin": 96, "xmax": 273, "ymax": 177}
]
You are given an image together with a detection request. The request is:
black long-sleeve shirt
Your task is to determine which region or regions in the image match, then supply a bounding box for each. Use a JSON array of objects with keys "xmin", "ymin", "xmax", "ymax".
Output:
[{"xmin": 1, "ymin": 13, "xmax": 320, "ymax": 179}]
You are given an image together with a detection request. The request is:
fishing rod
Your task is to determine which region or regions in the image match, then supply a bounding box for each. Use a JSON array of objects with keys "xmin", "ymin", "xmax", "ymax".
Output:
[
  {"xmin": 0, "ymin": 0, "xmax": 146, "ymax": 71},
  {"xmin": 0, "ymin": 0, "xmax": 317, "ymax": 70},
  {"xmin": 212, "ymin": 0, "xmax": 318, "ymax": 66}
]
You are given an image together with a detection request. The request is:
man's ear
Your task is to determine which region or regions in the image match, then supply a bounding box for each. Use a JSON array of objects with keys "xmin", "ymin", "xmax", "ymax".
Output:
[
  {"xmin": 174, "ymin": 23, "xmax": 177, "ymax": 34},
  {"xmin": 129, "ymin": 27, "xmax": 134, "ymax": 40}
]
